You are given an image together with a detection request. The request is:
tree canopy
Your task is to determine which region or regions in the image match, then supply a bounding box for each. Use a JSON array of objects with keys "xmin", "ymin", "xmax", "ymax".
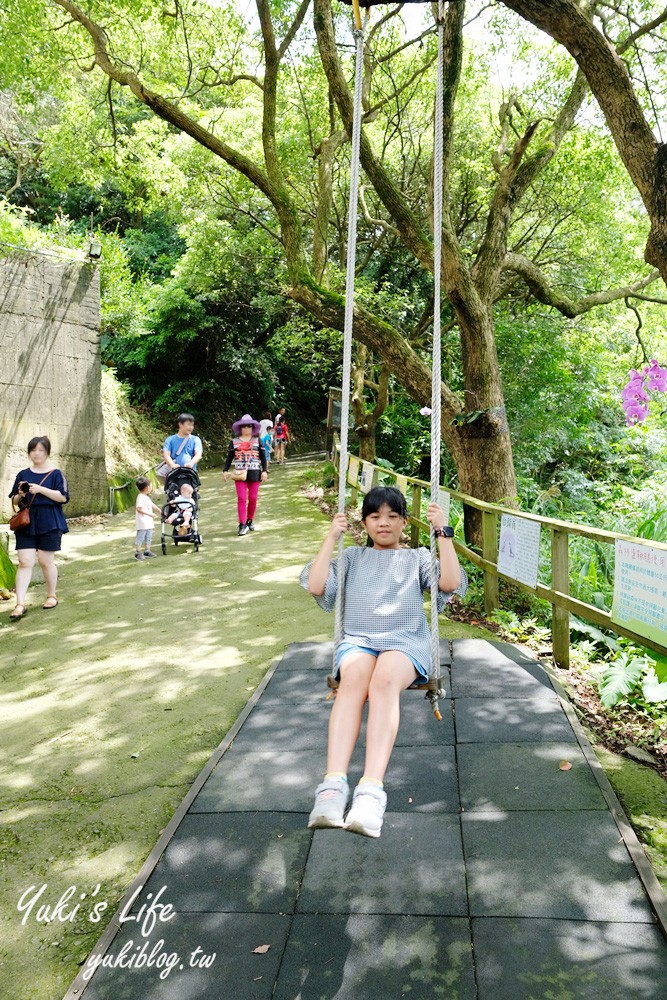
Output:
[{"xmin": 2, "ymin": 0, "xmax": 667, "ymax": 538}]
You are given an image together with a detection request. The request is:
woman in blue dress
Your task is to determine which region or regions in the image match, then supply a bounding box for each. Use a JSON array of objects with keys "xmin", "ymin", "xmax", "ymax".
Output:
[{"xmin": 8, "ymin": 436, "xmax": 69, "ymax": 620}]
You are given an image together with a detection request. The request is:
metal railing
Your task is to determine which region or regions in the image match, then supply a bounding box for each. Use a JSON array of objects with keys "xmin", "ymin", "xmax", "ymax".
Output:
[{"xmin": 332, "ymin": 444, "xmax": 667, "ymax": 667}]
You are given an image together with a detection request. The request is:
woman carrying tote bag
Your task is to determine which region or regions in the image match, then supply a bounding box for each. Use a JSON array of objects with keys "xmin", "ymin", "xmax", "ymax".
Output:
[{"xmin": 222, "ymin": 415, "xmax": 268, "ymax": 536}]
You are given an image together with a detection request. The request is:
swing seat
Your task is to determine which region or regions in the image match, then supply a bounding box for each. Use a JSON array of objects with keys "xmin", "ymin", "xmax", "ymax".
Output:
[{"xmin": 326, "ymin": 673, "xmax": 445, "ymax": 720}]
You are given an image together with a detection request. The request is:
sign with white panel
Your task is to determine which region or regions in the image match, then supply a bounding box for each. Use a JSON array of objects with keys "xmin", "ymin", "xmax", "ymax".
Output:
[
  {"xmin": 497, "ymin": 513, "xmax": 541, "ymax": 590},
  {"xmin": 612, "ymin": 539, "xmax": 667, "ymax": 646}
]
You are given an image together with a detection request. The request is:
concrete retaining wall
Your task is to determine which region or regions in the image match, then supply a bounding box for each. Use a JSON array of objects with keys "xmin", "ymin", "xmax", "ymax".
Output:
[{"xmin": 0, "ymin": 254, "xmax": 107, "ymax": 519}]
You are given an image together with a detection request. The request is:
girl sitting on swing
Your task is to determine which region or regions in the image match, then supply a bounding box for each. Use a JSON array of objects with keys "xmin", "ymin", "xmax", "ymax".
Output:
[{"xmin": 300, "ymin": 485, "xmax": 466, "ymax": 838}]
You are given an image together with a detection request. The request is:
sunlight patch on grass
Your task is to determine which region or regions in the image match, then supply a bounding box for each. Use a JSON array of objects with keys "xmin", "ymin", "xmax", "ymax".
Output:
[{"xmin": 252, "ymin": 564, "xmax": 303, "ymax": 583}]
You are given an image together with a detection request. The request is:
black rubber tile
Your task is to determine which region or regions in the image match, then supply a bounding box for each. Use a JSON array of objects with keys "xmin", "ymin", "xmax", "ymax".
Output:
[
  {"xmin": 298, "ymin": 813, "xmax": 467, "ymax": 916},
  {"xmin": 230, "ymin": 696, "xmax": 331, "ymax": 750},
  {"xmin": 453, "ymin": 638, "xmax": 536, "ymax": 668},
  {"xmin": 451, "ymin": 638, "xmax": 556, "ymax": 699},
  {"xmin": 384, "ymin": 744, "xmax": 460, "ymax": 813},
  {"xmin": 263, "ymin": 667, "xmax": 336, "ymax": 701},
  {"xmin": 454, "ymin": 696, "xmax": 576, "ymax": 743},
  {"xmin": 458, "ymin": 743, "xmax": 607, "ymax": 812},
  {"xmin": 275, "ymin": 642, "xmax": 335, "ymax": 671},
  {"xmin": 82, "ymin": 912, "xmax": 290, "ymax": 1000},
  {"xmin": 190, "ymin": 749, "xmax": 327, "ymax": 813},
  {"xmin": 385, "ymin": 690, "xmax": 455, "ymax": 747},
  {"xmin": 273, "ymin": 914, "xmax": 476, "ymax": 1000},
  {"xmin": 472, "ymin": 917, "xmax": 667, "ymax": 1000},
  {"xmin": 462, "ymin": 811, "xmax": 654, "ymax": 922},
  {"xmin": 138, "ymin": 813, "xmax": 311, "ymax": 914}
]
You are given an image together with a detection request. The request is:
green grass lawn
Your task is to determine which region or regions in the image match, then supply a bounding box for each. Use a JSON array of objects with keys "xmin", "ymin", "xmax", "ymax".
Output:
[{"xmin": 0, "ymin": 460, "xmax": 494, "ymax": 1000}]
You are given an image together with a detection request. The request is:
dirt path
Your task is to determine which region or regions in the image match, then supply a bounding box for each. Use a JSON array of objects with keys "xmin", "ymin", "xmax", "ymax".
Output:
[{"xmin": 0, "ymin": 460, "xmax": 495, "ymax": 1000}]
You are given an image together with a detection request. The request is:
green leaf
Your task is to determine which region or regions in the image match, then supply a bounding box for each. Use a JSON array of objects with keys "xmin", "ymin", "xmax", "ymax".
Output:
[
  {"xmin": 641, "ymin": 667, "xmax": 667, "ymax": 704},
  {"xmin": 598, "ymin": 655, "xmax": 645, "ymax": 708},
  {"xmin": 569, "ymin": 615, "xmax": 617, "ymax": 651}
]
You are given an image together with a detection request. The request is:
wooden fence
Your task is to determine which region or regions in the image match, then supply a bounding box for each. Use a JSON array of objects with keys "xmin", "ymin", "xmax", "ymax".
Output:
[{"xmin": 332, "ymin": 446, "xmax": 667, "ymax": 667}]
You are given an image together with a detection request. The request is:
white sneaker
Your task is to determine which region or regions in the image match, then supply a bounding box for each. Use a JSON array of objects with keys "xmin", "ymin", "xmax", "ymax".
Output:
[
  {"xmin": 308, "ymin": 778, "xmax": 349, "ymax": 829},
  {"xmin": 344, "ymin": 783, "xmax": 387, "ymax": 838}
]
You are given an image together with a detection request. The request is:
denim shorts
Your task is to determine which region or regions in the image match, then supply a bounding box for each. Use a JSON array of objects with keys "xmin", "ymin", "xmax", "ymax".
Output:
[
  {"xmin": 335, "ymin": 642, "xmax": 427, "ymax": 682},
  {"xmin": 135, "ymin": 528, "xmax": 153, "ymax": 546}
]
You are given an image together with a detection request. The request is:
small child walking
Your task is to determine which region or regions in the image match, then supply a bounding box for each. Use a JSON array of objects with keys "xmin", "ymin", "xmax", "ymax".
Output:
[
  {"xmin": 300, "ymin": 486, "xmax": 466, "ymax": 838},
  {"xmin": 134, "ymin": 476, "xmax": 161, "ymax": 560},
  {"xmin": 260, "ymin": 426, "xmax": 273, "ymax": 468}
]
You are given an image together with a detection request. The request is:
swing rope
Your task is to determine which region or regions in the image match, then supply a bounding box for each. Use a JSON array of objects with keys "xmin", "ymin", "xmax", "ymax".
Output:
[
  {"xmin": 427, "ymin": 0, "xmax": 447, "ymax": 713},
  {"xmin": 334, "ymin": 0, "xmax": 447, "ymax": 718},
  {"xmin": 334, "ymin": 1, "xmax": 365, "ymax": 653}
]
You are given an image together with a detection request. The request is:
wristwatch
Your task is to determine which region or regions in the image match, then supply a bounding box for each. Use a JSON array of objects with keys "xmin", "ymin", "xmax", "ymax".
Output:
[{"xmin": 433, "ymin": 526, "xmax": 455, "ymax": 538}]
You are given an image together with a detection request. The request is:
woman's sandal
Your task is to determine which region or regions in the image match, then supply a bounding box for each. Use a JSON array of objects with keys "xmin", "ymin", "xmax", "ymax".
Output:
[
  {"xmin": 42, "ymin": 596, "xmax": 59, "ymax": 610},
  {"xmin": 9, "ymin": 604, "xmax": 27, "ymax": 620}
]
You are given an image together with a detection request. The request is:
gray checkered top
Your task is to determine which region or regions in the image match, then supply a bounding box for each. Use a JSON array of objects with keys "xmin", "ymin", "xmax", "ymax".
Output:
[{"xmin": 300, "ymin": 546, "xmax": 467, "ymax": 673}]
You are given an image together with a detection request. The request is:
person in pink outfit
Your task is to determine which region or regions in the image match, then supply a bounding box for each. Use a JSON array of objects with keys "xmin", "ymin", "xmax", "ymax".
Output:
[{"xmin": 222, "ymin": 414, "xmax": 268, "ymax": 536}]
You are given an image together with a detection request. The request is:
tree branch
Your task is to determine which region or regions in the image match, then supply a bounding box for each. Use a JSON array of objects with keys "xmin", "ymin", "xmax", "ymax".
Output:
[
  {"xmin": 197, "ymin": 68, "xmax": 264, "ymax": 92},
  {"xmin": 472, "ymin": 116, "xmax": 540, "ymax": 299},
  {"xmin": 616, "ymin": 4, "xmax": 667, "ymax": 55},
  {"xmin": 288, "ymin": 277, "xmax": 463, "ymax": 425},
  {"xmin": 314, "ymin": 0, "xmax": 433, "ymax": 270},
  {"xmin": 500, "ymin": 0, "xmax": 667, "ymax": 277},
  {"xmin": 624, "ymin": 295, "xmax": 650, "ymax": 364},
  {"xmin": 50, "ymin": 0, "xmax": 277, "ymax": 206},
  {"xmin": 359, "ymin": 185, "xmax": 399, "ymax": 236},
  {"xmin": 503, "ymin": 252, "xmax": 661, "ymax": 316},
  {"xmin": 278, "ymin": 0, "xmax": 312, "ymax": 60}
]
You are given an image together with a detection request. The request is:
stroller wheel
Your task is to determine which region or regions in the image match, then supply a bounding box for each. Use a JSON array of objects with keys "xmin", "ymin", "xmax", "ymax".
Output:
[{"xmin": 161, "ymin": 540, "xmax": 167, "ymax": 555}]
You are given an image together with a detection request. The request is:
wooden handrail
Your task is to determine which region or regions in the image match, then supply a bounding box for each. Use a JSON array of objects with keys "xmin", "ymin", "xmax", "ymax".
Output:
[{"xmin": 331, "ymin": 440, "xmax": 667, "ymax": 663}]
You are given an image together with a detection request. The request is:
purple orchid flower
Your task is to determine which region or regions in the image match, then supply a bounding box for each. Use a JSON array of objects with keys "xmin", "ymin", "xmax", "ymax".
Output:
[
  {"xmin": 623, "ymin": 400, "xmax": 649, "ymax": 425},
  {"xmin": 621, "ymin": 383, "xmax": 649, "ymax": 402},
  {"xmin": 646, "ymin": 359, "xmax": 667, "ymax": 393}
]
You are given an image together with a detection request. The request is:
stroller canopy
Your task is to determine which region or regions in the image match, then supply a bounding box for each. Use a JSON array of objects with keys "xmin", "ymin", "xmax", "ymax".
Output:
[{"xmin": 164, "ymin": 466, "xmax": 201, "ymax": 493}]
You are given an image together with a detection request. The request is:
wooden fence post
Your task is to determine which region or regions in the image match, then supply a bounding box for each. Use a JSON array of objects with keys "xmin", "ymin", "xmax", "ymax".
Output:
[
  {"xmin": 410, "ymin": 485, "xmax": 422, "ymax": 548},
  {"xmin": 482, "ymin": 510, "xmax": 499, "ymax": 614},
  {"xmin": 551, "ymin": 528, "xmax": 570, "ymax": 668}
]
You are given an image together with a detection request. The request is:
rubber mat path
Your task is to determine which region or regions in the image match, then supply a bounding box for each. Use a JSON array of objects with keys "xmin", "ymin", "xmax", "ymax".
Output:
[{"xmin": 66, "ymin": 639, "xmax": 667, "ymax": 1000}]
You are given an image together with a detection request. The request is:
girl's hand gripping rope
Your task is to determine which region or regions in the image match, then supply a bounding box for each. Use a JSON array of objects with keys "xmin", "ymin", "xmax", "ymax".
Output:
[
  {"xmin": 328, "ymin": 512, "xmax": 348, "ymax": 542},
  {"xmin": 426, "ymin": 502, "xmax": 445, "ymax": 530}
]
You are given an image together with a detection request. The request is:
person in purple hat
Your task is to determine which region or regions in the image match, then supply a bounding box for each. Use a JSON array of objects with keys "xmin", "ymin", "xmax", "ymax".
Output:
[{"xmin": 222, "ymin": 414, "xmax": 268, "ymax": 535}]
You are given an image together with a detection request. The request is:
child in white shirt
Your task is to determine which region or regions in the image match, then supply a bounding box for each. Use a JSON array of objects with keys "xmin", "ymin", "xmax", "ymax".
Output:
[{"xmin": 135, "ymin": 477, "xmax": 161, "ymax": 560}]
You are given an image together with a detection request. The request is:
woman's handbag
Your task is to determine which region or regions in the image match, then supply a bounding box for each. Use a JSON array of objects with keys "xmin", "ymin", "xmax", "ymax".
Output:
[
  {"xmin": 231, "ymin": 467, "xmax": 248, "ymax": 481},
  {"xmin": 9, "ymin": 507, "xmax": 30, "ymax": 532},
  {"xmin": 9, "ymin": 472, "xmax": 52, "ymax": 532},
  {"xmin": 156, "ymin": 435, "xmax": 189, "ymax": 480}
]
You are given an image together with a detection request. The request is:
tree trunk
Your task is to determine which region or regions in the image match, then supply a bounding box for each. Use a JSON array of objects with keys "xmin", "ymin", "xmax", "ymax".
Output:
[
  {"xmin": 357, "ymin": 430, "xmax": 376, "ymax": 463},
  {"xmin": 452, "ymin": 409, "xmax": 516, "ymax": 545}
]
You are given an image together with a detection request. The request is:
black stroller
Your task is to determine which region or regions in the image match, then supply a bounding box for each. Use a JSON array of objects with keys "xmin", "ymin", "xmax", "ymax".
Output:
[{"xmin": 161, "ymin": 467, "xmax": 202, "ymax": 554}]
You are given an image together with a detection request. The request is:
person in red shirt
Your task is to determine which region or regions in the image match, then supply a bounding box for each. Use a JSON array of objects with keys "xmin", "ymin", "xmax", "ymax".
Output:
[{"xmin": 273, "ymin": 409, "xmax": 291, "ymax": 465}]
